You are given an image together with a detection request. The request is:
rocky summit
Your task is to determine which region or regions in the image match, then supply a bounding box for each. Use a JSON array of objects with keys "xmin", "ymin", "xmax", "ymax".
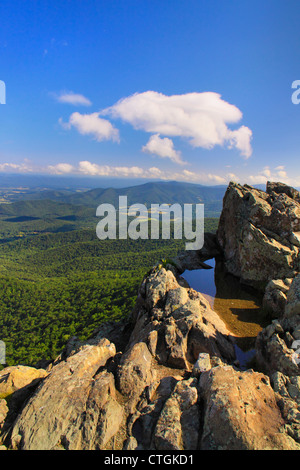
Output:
[
  {"xmin": 217, "ymin": 181, "xmax": 300, "ymax": 289},
  {"xmin": 0, "ymin": 181, "xmax": 300, "ymax": 451}
]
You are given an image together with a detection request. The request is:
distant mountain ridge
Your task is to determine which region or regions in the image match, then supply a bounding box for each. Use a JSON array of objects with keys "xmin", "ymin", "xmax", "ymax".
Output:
[
  {"xmin": 4, "ymin": 180, "xmax": 293, "ymax": 219},
  {"xmin": 63, "ymin": 181, "xmax": 226, "ymax": 204},
  {"xmin": 14, "ymin": 181, "xmax": 228, "ymax": 217}
]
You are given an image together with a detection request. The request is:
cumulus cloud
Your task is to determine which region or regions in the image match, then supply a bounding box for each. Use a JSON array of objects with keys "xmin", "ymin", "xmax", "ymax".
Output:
[
  {"xmin": 3, "ymin": 158, "xmax": 298, "ymax": 188},
  {"xmin": 77, "ymin": 161, "xmax": 159, "ymax": 178},
  {"xmin": 273, "ymin": 165, "xmax": 288, "ymax": 179},
  {"xmin": 142, "ymin": 134, "xmax": 185, "ymax": 164},
  {"xmin": 48, "ymin": 163, "xmax": 75, "ymax": 174},
  {"xmin": 277, "ymin": 170, "xmax": 288, "ymax": 179},
  {"xmin": 0, "ymin": 161, "xmax": 34, "ymax": 172},
  {"xmin": 45, "ymin": 160, "xmax": 232, "ymax": 184},
  {"xmin": 248, "ymin": 166, "xmax": 293, "ymax": 185},
  {"xmin": 59, "ymin": 112, "xmax": 120, "ymax": 143},
  {"xmin": 102, "ymin": 91, "xmax": 253, "ymax": 159},
  {"xmin": 207, "ymin": 174, "xmax": 226, "ymax": 184},
  {"xmin": 56, "ymin": 91, "xmax": 92, "ymax": 106},
  {"xmin": 0, "ymin": 163, "xmax": 22, "ymax": 171},
  {"xmin": 227, "ymin": 126, "xmax": 253, "ymax": 159}
]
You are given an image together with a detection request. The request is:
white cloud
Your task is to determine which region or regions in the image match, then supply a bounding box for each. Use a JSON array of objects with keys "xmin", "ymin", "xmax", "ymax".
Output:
[
  {"xmin": 0, "ymin": 163, "xmax": 21, "ymax": 171},
  {"xmin": 227, "ymin": 126, "xmax": 253, "ymax": 159},
  {"xmin": 226, "ymin": 172, "xmax": 238, "ymax": 180},
  {"xmin": 142, "ymin": 134, "xmax": 185, "ymax": 164},
  {"xmin": 277, "ymin": 170, "xmax": 288, "ymax": 179},
  {"xmin": 102, "ymin": 91, "xmax": 253, "ymax": 158},
  {"xmin": 262, "ymin": 167, "xmax": 272, "ymax": 178},
  {"xmin": 207, "ymin": 174, "xmax": 226, "ymax": 184},
  {"xmin": 248, "ymin": 166, "xmax": 295, "ymax": 185},
  {"xmin": 0, "ymin": 161, "xmax": 34, "ymax": 172},
  {"xmin": 44, "ymin": 160, "xmax": 230, "ymax": 183},
  {"xmin": 77, "ymin": 161, "xmax": 142, "ymax": 178},
  {"xmin": 0, "ymin": 159, "xmax": 255, "ymax": 186},
  {"xmin": 248, "ymin": 174, "xmax": 269, "ymax": 185},
  {"xmin": 60, "ymin": 112, "xmax": 120, "ymax": 143},
  {"xmin": 48, "ymin": 163, "xmax": 75, "ymax": 174},
  {"xmin": 56, "ymin": 92, "xmax": 92, "ymax": 106}
]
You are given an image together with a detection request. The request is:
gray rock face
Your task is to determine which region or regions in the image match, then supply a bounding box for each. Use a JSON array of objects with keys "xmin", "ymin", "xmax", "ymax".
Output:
[
  {"xmin": 217, "ymin": 182, "xmax": 300, "ymax": 289},
  {"xmin": 263, "ymin": 278, "xmax": 293, "ymax": 318},
  {"xmin": 256, "ymin": 274, "xmax": 300, "ymax": 379},
  {"xmin": 266, "ymin": 181, "xmax": 300, "ymax": 201},
  {"xmin": 192, "ymin": 352, "xmax": 212, "ymax": 377},
  {"xmin": 256, "ymin": 316, "xmax": 300, "ymax": 377},
  {"xmin": 272, "ymin": 371, "xmax": 300, "ymax": 443},
  {"xmin": 173, "ymin": 232, "xmax": 222, "ymax": 273},
  {"xmin": 285, "ymin": 274, "xmax": 300, "ymax": 318},
  {"xmin": 128, "ymin": 267, "xmax": 236, "ymax": 368}
]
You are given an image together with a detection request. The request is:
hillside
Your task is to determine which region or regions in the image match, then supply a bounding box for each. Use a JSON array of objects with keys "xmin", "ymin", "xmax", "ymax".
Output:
[
  {"xmin": 0, "ymin": 218, "xmax": 219, "ymax": 365},
  {"xmin": 59, "ymin": 181, "xmax": 227, "ymax": 207},
  {"xmin": 0, "ymin": 180, "xmax": 227, "ymax": 217}
]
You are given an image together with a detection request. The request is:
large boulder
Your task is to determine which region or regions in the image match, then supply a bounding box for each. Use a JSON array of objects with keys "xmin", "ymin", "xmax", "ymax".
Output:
[
  {"xmin": 0, "ymin": 365, "xmax": 48, "ymax": 435},
  {"xmin": 217, "ymin": 182, "xmax": 300, "ymax": 289},
  {"xmin": 199, "ymin": 365, "xmax": 300, "ymax": 450},
  {"xmin": 0, "ymin": 365, "xmax": 48, "ymax": 400},
  {"xmin": 8, "ymin": 338, "xmax": 120, "ymax": 450}
]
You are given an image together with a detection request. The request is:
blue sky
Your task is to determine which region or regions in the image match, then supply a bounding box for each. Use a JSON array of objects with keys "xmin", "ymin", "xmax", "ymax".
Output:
[{"xmin": 1, "ymin": 0, "xmax": 300, "ymax": 186}]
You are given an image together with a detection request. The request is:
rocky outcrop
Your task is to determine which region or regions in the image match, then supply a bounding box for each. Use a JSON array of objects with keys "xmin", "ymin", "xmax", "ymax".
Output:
[
  {"xmin": 1, "ymin": 181, "xmax": 300, "ymax": 451},
  {"xmin": 0, "ymin": 400, "xmax": 8, "ymax": 432},
  {"xmin": 8, "ymin": 339, "xmax": 119, "ymax": 450},
  {"xmin": 263, "ymin": 278, "xmax": 293, "ymax": 318},
  {"xmin": 0, "ymin": 262, "xmax": 299, "ymax": 451},
  {"xmin": 217, "ymin": 182, "xmax": 300, "ymax": 289},
  {"xmin": 174, "ymin": 232, "xmax": 221, "ymax": 273},
  {"xmin": 272, "ymin": 371, "xmax": 300, "ymax": 443},
  {"xmin": 0, "ymin": 366, "xmax": 48, "ymax": 400},
  {"xmin": 128, "ymin": 267, "xmax": 236, "ymax": 368},
  {"xmin": 116, "ymin": 342, "xmax": 156, "ymax": 414},
  {"xmin": 256, "ymin": 305, "xmax": 300, "ymax": 378},
  {"xmin": 154, "ymin": 378, "xmax": 199, "ymax": 450},
  {"xmin": 256, "ymin": 272, "xmax": 300, "ymax": 378},
  {"xmin": 214, "ymin": 181, "xmax": 300, "ymax": 383},
  {"xmin": 256, "ymin": 320, "xmax": 300, "ymax": 377},
  {"xmin": 199, "ymin": 365, "xmax": 299, "ymax": 450},
  {"xmin": 285, "ymin": 274, "xmax": 300, "ymax": 318}
]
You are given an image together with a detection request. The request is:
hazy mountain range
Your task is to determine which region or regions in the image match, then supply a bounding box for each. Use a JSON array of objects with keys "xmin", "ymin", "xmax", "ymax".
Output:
[{"xmin": 0, "ymin": 180, "xmax": 229, "ymax": 218}]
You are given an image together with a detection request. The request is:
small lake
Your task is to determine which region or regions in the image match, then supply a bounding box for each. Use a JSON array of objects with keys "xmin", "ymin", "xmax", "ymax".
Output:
[{"xmin": 182, "ymin": 258, "xmax": 269, "ymax": 369}]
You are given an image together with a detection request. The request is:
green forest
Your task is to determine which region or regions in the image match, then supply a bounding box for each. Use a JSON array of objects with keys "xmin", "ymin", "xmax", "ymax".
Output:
[{"xmin": 0, "ymin": 210, "xmax": 219, "ymax": 368}]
